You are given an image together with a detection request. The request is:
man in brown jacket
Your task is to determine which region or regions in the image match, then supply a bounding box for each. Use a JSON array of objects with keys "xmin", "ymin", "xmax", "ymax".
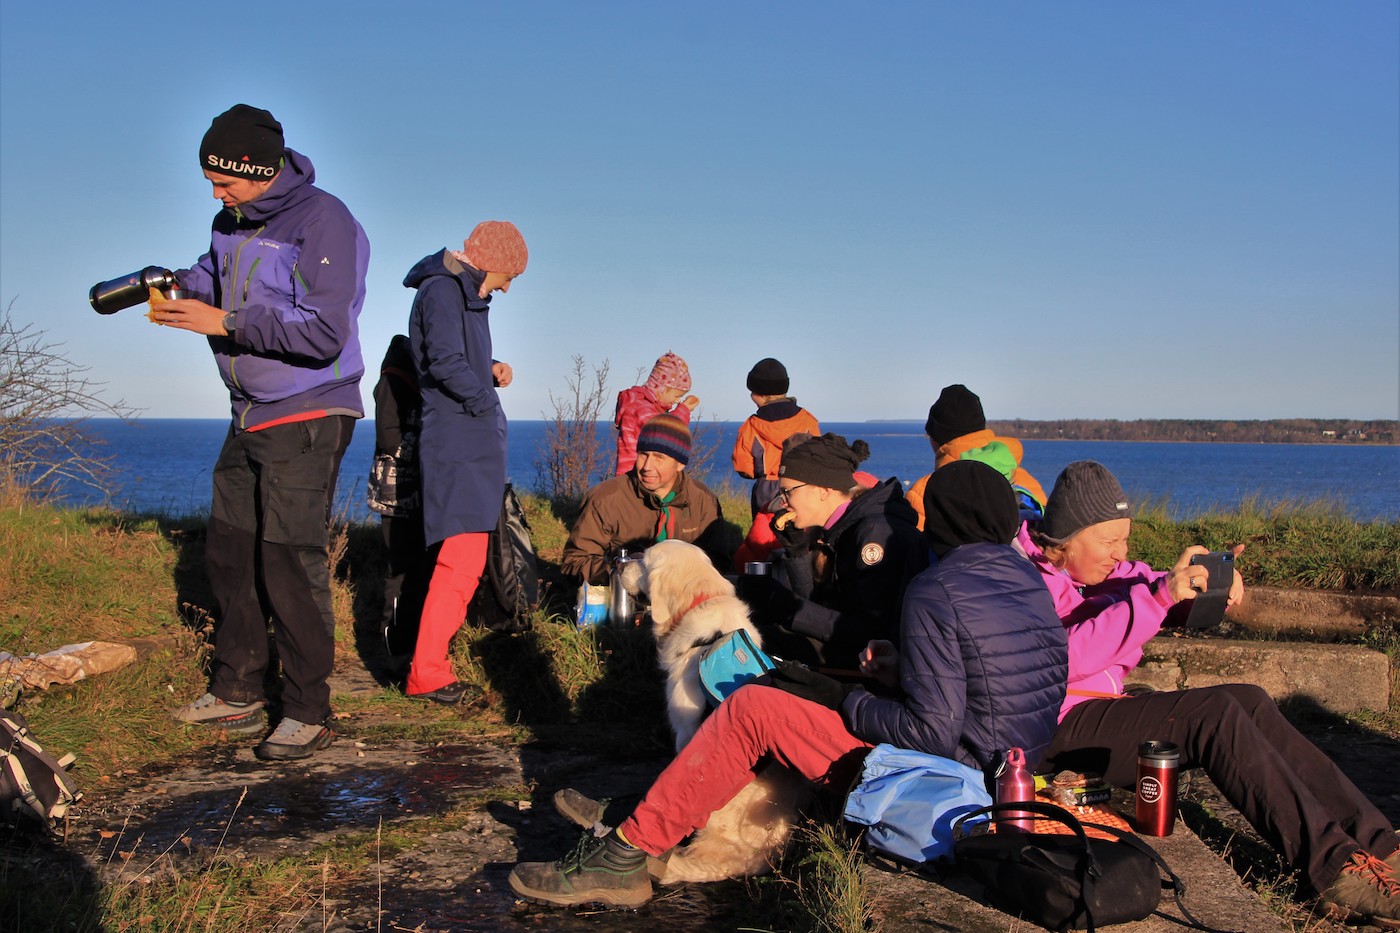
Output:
[{"xmin": 562, "ymin": 415, "xmax": 730, "ymax": 583}]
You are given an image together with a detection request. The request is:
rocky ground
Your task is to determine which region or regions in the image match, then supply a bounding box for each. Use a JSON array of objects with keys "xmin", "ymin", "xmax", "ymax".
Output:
[{"xmin": 14, "ymin": 622, "xmax": 1400, "ymax": 933}]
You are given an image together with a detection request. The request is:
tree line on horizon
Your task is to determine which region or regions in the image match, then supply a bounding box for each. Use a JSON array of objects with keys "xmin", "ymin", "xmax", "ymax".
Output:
[{"xmin": 983, "ymin": 418, "xmax": 1396, "ymax": 445}]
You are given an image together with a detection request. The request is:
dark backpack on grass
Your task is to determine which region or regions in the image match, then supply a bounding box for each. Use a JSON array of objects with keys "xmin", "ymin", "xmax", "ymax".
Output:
[
  {"xmin": 0, "ymin": 709, "xmax": 81, "ymax": 832},
  {"xmin": 472, "ymin": 483, "xmax": 541, "ymax": 634}
]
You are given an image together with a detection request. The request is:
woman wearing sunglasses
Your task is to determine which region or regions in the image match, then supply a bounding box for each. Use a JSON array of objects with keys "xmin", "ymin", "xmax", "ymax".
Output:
[{"xmin": 740, "ymin": 432, "xmax": 926, "ymax": 670}]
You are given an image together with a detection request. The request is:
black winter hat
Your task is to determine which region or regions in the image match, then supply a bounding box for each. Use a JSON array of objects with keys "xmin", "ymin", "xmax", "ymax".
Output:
[
  {"xmin": 746, "ymin": 358, "xmax": 790, "ymax": 396},
  {"xmin": 922, "ymin": 460, "xmax": 1019, "ymax": 558},
  {"xmin": 779, "ymin": 433, "xmax": 869, "ymax": 491},
  {"xmin": 924, "ymin": 384, "xmax": 986, "ymax": 446},
  {"xmin": 1040, "ymin": 460, "xmax": 1132, "ymax": 542},
  {"xmin": 200, "ymin": 104, "xmax": 284, "ymax": 180}
]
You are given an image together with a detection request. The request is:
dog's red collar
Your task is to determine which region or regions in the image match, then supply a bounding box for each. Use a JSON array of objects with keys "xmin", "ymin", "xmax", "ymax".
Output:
[{"xmin": 674, "ymin": 593, "xmax": 721, "ymax": 628}]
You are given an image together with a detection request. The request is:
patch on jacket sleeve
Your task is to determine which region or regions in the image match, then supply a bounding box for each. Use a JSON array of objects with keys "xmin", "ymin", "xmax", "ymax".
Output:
[{"xmin": 860, "ymin": 543, "xmax": 885, "ymax": 566}]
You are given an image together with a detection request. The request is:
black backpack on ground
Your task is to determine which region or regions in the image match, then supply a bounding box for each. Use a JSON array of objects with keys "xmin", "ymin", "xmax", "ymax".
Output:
[
  {"xmin": 471, "ymin": 483, "xmax": 541, "ymax": 634},
  {"xmin": 1, "ymin": 709, "xmax": 81, "ymax": 832}
]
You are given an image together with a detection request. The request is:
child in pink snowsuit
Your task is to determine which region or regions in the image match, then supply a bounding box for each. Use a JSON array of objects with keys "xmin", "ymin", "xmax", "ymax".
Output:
[{"xmin": 613, "ymin": 351, "xmax": 698, "ymax": 475}]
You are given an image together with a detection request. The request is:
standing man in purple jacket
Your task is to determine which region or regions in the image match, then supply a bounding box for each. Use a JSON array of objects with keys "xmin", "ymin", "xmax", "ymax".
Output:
[{"xmin": 151, "ymin": 104, "xmax": 370, "ymax": 761}]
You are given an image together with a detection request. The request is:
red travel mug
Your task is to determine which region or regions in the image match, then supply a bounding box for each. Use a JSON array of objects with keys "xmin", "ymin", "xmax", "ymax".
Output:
[{"xmin": 1135, "ymin": 740, "xmax": 1179, "ymax": 836}]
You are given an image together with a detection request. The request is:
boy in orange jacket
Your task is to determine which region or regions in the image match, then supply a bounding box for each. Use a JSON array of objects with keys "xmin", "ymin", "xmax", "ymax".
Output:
[{"xmin": 731, "ymin": 358, "xmax": 819, "ymax": 568}]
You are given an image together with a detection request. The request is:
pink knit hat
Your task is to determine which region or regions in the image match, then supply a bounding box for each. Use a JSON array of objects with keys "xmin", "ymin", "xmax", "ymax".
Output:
[
  {"xmin": 461, "ymin": 221, "xmax": 528, "ymax": 275},
  {"xmin": 644, "ymin": 351, "xmax": 691, "ymax": 394}
]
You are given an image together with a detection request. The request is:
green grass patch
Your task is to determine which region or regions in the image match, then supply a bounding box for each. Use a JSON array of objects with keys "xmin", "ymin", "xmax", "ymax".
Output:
[{"xmin": 1128, "ymin": 496, "xmax": 1399, "ymax": 592}]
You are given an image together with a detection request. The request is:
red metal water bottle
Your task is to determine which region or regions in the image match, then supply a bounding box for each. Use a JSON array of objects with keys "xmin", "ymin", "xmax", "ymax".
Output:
[
  {"xmin": 995, "ymin": 747, "xmax": 1036, "ymax": 833},
  {"xmin": 1135, "ymin": 740, "xmax": 1180, "ymax": 836}
]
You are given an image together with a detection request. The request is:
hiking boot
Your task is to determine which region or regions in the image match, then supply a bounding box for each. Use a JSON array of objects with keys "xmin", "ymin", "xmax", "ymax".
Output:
[
  {"xmin": 173, "ymin": 693, "xmax": 265, "ymax": 736},
  {"xmin": 253, "ymin": 717, "xmax": 335, "ymax": 762},
  {"xmin": 509, "ymin": 830, "xmax": 652, "ymax": 908},
  {"xmin": 406, "ymin": 680, "xmax": 481, "ymax": 706},
  {"xmin": 553, "ymin": 787, "xmax": 610, "ymax": 831},
  {"xmin": 1320, "ymin": 850, "xmax": 1400, "ymax": 927}
]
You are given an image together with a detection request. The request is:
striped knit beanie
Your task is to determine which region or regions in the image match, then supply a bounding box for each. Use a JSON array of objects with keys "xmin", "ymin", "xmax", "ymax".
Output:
[
  {"xmin": 636, "ymin": 414, "xmax": 691, "ymax": 465},
  {"xmin": 644, "ymin": 351, "xmax": 691, "ymax": 395}
]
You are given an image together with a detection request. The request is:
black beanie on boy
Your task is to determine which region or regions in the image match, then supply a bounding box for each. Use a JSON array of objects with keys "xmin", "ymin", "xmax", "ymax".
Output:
[
  {"xmin": 924, "ymin": 384, "xmax": 986, "ymax": 446},
  {"xmin": 746, "ymin": 358, "xmax": 790, "ymax": 396}
]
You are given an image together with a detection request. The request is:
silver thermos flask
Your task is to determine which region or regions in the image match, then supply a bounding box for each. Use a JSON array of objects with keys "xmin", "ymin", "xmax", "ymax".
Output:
[{"xmin": 609, "ymin": 548, "xmax": 640, "ymax": 628}]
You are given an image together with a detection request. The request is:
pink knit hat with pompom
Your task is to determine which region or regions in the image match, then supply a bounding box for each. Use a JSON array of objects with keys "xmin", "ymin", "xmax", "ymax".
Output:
[{"xmin": 644, "ymin": 351, "xmax": 691, "ymax": 394}]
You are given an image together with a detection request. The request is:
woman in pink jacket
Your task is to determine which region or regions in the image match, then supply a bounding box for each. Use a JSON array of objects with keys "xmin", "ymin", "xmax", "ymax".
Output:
[{"xmin": 1025, "ymin": 461, "xmax": 1399, "ymax": 927}]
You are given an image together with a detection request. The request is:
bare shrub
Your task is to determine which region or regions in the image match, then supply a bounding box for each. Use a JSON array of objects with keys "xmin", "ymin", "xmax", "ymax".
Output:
[
  {"xmin": 0, "ymin": 302, "xmax": 136, "ymax": 499},
  {"xmin": 685, "ymin": 414, "xmax": 726, "ymax": 482},
  {"xmin": 535, "ymin": 354, "xmax": 611, "ymax": 515}
]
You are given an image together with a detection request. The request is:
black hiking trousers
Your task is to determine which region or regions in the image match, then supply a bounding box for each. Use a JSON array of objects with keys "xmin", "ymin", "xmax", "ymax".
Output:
[
  {"xmin": 205, "ymin": 416, "xmax": 354, "ymax": 725},
  {"xmin": 1045, "ymin": 683, "xmax": 1398, "ymax": 894}
]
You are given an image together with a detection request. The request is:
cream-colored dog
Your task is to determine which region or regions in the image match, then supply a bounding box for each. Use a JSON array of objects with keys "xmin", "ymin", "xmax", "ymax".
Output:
[{"xmin": 614, "ymin": 539, "xmax": 807, "ymax": 884}]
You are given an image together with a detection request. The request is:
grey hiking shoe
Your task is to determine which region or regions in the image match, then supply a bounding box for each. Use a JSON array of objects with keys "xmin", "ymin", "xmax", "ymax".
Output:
[
  {"xmin": 509, "ymin": 830, "xmax": 651, "ymax": 908},
  {"xmin": 173, "ymin": 693, "xmax": 265, "ymax": 735},
  {"xmin": 253, "ymin": 717, "xmax": 335, "ymax": 762},
  {"xmin": 553, "ymin": 788, "xmax": 610, "ymax": 831},
  {"xmin": 1321, "ymin": 850, "xmax": 1400, "ymax": 928}
]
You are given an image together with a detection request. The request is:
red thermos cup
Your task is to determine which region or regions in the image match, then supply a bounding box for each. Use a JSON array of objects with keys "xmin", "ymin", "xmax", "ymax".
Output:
[
  {"xmin": 1135, "ymin": 740, "xmax": 1179, "ymax": 836},
  {"xmin": 995, "ymin": 747, "xmax": 1037, "ymax": 833}
]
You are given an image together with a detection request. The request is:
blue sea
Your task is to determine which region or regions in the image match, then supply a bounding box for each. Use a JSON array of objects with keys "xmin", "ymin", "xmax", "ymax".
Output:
[{"xmin": 49, "ymin": 419, "xmax": 1400, "ymax": 522}]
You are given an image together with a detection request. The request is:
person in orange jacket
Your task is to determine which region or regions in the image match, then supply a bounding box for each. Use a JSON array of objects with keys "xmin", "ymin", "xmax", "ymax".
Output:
[
  {"xmin": 905, "ymin": 384, "xmax": 1047, "ymax": 531},
  {"xmin": 731, "ymin": 358, "xmax": 819, "ymax": 568}
]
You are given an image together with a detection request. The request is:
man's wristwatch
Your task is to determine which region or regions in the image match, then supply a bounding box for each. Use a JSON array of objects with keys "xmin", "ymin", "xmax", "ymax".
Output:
[{"xmin": 222, "ymin": 312, "xmax": 237, "ymax": 337}]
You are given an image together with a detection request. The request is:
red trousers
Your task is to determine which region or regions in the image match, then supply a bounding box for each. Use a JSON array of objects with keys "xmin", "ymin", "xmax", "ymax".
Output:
[
  {"xmin": 406, "ymin": 532, "xmax": 487, "ymax": 695},
  {"xmin": 618, "ymin": 684, "xmax": 872, "ymax": 856}
]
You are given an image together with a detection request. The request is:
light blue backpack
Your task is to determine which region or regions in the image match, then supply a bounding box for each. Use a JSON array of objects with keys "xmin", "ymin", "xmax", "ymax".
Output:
[{"xmin": 843, "ymin": 743, "xmax": 992, "ymax": 864}]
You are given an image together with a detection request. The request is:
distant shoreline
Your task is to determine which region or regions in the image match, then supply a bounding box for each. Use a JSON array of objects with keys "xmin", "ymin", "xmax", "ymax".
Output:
[
  {"xmin": 873, "ymin": 417, "xmax": 1398, "ymax": 446},
  {"xmin": 95, "ymin": 417, "xmax": 1399, "ymax": 446}
]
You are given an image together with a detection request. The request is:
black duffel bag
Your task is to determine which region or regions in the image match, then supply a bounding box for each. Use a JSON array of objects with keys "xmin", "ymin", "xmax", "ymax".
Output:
[{"xmin": 952, "ymin": 800, "xmax": 1202, "ymax": 933}]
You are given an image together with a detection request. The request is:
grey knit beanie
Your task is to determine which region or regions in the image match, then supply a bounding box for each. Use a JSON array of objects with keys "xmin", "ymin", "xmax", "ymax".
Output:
[{"xmin": 1040, "ymin": 461, "xmax": 1131, "ymax": 542}]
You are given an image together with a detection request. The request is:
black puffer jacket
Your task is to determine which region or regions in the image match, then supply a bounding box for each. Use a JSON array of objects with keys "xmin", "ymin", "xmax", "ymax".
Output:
[
  {"xmin": 843, "ymin": 542, "xmax": 1069, "ymax": 771},
  {"xmin": 776, "ymin": 478, "xmax": 928, "ymax": 659}
]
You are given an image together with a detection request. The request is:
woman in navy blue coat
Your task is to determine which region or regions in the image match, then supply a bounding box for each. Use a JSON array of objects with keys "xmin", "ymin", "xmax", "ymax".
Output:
[{"xmin": 403, "ymin": 222, "xmax": 527, "ymax": 703}]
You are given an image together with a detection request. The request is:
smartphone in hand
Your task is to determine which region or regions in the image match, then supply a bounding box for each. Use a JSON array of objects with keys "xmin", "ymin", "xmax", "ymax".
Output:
[{"xmin": 1182, "ymin": 551, "xmax": 1235, "ymax": 629}]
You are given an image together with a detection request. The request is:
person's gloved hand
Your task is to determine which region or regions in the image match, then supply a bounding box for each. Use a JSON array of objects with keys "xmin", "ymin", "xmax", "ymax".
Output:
[
  {"xmin": 772, "ymin": 511, "xmax": 816, "ymax": 555},
  {"xmin": 766, "ymin": 660, "xmax": 856, "ymax": 710}
]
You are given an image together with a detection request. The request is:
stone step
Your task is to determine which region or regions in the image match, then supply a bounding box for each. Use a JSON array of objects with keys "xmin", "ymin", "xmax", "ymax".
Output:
[
  {"xmin": 1138, "ymin": 637, "xmax": 1390, "ymax": 714},
  {"xmin": 1229, "ymin": 586, "xmax": 1400, "ymax": 639}
]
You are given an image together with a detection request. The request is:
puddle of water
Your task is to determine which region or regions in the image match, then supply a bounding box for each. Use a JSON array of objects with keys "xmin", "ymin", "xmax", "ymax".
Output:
[
  {"xmin": 85, "ymin": 742, "xmax": 515, "ymax": 856},
  {"xmin": 78, "ymin": 741, "xmax": 784, "ymax": 930}
]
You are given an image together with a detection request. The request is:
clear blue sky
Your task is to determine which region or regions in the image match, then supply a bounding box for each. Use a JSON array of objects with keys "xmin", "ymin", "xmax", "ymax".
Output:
[{"xmin": 2, "ymin": 1, "xmax": 1396, "ymax": 424}]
